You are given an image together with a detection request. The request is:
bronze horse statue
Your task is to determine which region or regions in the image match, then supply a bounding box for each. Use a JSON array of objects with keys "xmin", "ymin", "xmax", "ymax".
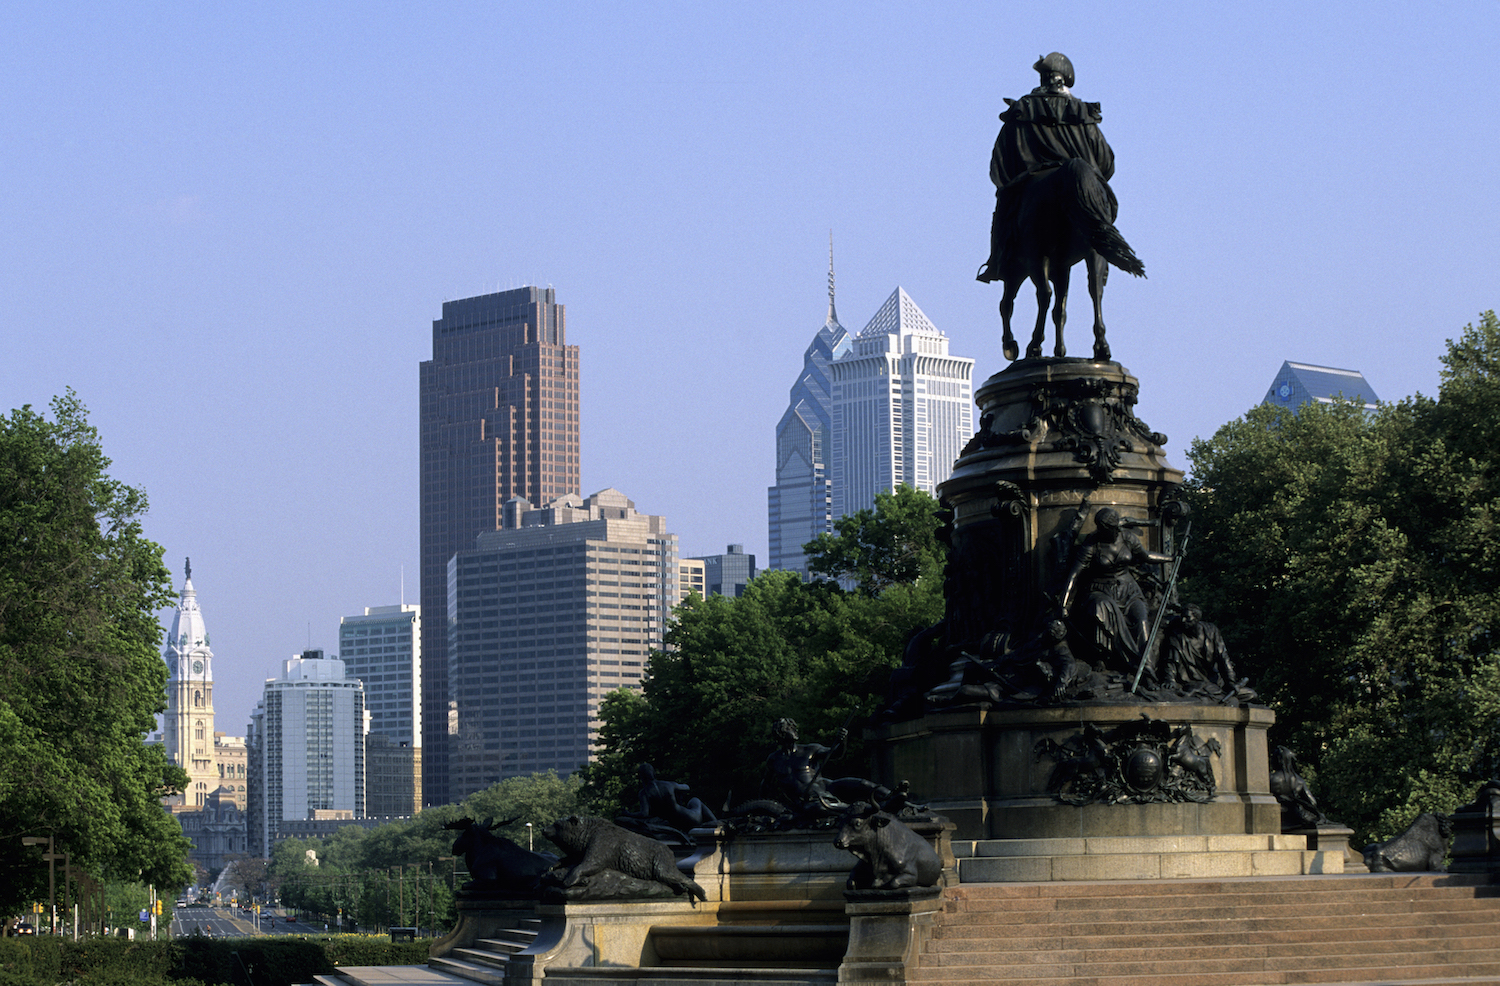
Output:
[
  {"xmin": 994, "ymin": 159, "xmax": 1145, "ymax": 362},
  {"xmin": 979, "ymin": 53, "xmax": 1146, "ymax": 362}
]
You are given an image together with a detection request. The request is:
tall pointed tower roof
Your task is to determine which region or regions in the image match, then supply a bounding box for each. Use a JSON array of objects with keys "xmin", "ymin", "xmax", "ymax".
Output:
[
  {"xmin": 165, "ymin": 558, "xmax": 213, "ymax": 677},
  {"xmin": 857, "ymin": 287, "xmax": 943, "ymax": 340}
]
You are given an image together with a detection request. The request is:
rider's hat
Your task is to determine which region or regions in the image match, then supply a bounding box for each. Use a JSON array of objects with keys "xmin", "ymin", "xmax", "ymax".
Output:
[{"xmin": 1033, "ymin": 52, "xmax": 1074, "ymax": 88}]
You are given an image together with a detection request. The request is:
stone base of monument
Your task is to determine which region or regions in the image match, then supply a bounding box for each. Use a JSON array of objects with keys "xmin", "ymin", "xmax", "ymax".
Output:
[
  {"xmin": 837, "ymin": 888, "xmax": 942, "ymax": 986},
  {"xmin": 683, "ymin": 820, "xmax": 959, "ymax": 904},
  {"xmin": 499, "ymin": 899, "xmax": 714, "ymax": 986},
  {"xmin": 457, "ymin": 825, "xmax": 958, "ymax": 986},
  {"xmin": 1287, "ymin": 822, "xmax": 1367, "ymax": 873},
  {"xmin": 952, "ymin": 832, "xmax": 1341, "ymax": 881},
  {"xmin": 867, "ymin": 703, "xmax": 1345, "ymax": 878},
  {"xmin": 1446, "ymin": 782, "xmax": 1500, "ymax": 875}
]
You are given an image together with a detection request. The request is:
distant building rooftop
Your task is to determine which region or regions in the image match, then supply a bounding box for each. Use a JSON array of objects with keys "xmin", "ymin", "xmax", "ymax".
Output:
[{"xmin": 1263, "ymin": 361, "xmax": 1380, "ymax": 412}]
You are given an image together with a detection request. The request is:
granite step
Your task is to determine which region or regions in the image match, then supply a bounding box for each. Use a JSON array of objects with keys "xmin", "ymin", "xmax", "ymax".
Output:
[
  {"xmin": 900, "ymin": 966, "xmax": 1500, "ymax": 984},
  {"xmin": 427, "ymin": 955, "xmax": 506, "ymax": 985},
  {"xmin": 923, "ymin": 941, "xmax": 1500, "ymax": 965},
  {"xmin": 477, "ymin": 927, "xmax": 538, "ymax": 949},
  {"xmin": 911, "ymin": 874, "xmax": 1500, "ymax": 986},
  {"xmin": 939, "ymin": 899, "xmax": 1500, "ymax": 925},
  {"xmin": 947, "ymin": 873, "xmax": 1492, "ymax": 897},
  {"xmin": 928, "ymin": 930, "xmax": 1500, "ymax": 953},
  {"xmin": 450, "ymin": 946, "xmax": 512, "ymax": 970},
  {"xmin": 538, "ymin": 966, "xmax": 838, "ymax": 986}
]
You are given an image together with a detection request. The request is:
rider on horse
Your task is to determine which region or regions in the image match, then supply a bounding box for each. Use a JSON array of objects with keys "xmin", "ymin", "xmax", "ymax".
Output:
[
  {"xmin": 978, "ymin": 52, "xmax": 1137, "ymax": 285},
  {"xmin": 978, "ymin": 53, "xmax": 1144, "ymax": 361}
]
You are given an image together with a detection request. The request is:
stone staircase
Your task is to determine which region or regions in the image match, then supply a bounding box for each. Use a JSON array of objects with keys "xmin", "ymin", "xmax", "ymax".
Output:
[
  {"xmin": 913, "ymin": 873, "xmax": 1500, "ymax": 986},
  {"xmin": 426, "ymin": 920, "xmax": 541, "ymax": 984}
]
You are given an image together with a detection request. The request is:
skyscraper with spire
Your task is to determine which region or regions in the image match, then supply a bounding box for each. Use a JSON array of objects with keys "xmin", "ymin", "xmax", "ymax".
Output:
[
  {"xmin": 419, "ymin": 287, "xmax": 580, "ymax": 805},
  {"xmin": 768, "ymin": 245, "xmax": 851, "ymax": 576}
]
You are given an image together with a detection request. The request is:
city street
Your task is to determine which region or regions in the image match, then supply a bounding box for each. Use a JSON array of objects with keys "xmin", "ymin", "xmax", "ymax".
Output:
[{"xmin": 170, "ymin": 906, "xmax": 316, "ymax": 938}]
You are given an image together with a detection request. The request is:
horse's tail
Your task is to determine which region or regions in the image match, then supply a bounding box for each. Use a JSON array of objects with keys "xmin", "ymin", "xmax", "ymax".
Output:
[{"xmin": 1065, "ymin": 159, "xmax": 1147, "ymax": 278}]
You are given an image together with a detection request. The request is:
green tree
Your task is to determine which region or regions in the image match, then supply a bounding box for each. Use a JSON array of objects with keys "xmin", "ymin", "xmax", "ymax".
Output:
[
  {"xmin": 462, "ymin": 770, "xmax": 582, "ymax": 849},
  {"xmin": 265, "ymin": 773, "xmax": 581, "ymax": 932},
  {"xmin": 0, "ymin": 392, "xmax": 192, "ymax": 915},
  {"xmin": 1182, "ymin": 314, "xmax": 1500, "ymax": 843},
  {"xmin": 581, "ymin": 487, "xmax": 945, "ymax": 812},
  {"xmin": 806, "ymin": 485, "xmax": 946, "ymax": 594}
]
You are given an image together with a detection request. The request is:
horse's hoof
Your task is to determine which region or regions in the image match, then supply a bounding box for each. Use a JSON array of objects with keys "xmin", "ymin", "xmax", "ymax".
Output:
[
  {"xmin": 1025, "ymin": 345, "xmax": 1042, "ymax": 359},
  {"xmin": 1054, "ymin": 344, "xmax": 1067, "ymax": 359},
  {"xmin": 1003, "ymin": 339, "xmax": 1019, "ymax": 361},
  {"xmin": 1094, "ymin": 343, "xmax": 1111, "ymax": 361}
]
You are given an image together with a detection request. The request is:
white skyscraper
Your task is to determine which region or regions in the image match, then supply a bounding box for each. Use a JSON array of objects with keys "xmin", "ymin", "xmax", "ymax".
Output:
[
  {"xmin": 829, "ymin": 288, "xmax": 974, "ymax": 518},
  {"xmin": 250, "ymin": 650, "xmax": 366, "ymax": 851}
]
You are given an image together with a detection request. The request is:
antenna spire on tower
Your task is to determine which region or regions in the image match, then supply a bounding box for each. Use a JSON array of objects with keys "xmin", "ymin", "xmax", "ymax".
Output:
[{"xmin": 827, "ymin": 230, "xmax": 839, "ymax": 326}]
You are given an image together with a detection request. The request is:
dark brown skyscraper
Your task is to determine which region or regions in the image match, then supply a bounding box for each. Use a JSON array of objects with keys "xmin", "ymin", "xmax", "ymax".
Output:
[{"xmin": 418, "ymin": 287, "xmax": 580, "ymax": 804}]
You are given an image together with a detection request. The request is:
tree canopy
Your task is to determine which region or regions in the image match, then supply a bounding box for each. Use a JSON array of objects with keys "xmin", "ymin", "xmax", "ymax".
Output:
[
  {"xmin": 805, "ymin": 485, "xmax": 947, "ymax": 594},
  {"xmin": 270, "ymin": 772, "xmax": 580, "ymax": 929},
  {"xmin": 0, "ymin": 392, "xmax": 193, "ymax": 913},
  {"xmin": 1181, "ymin": 313, "xmax": 1500, "ymax": 843},
  {"xmin": 580, "ymin": 485, "xmax": 944, "ymax": 813}
]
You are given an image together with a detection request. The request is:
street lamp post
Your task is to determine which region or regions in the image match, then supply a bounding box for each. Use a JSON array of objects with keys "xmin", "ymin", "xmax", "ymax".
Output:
[{"xmin": 526, "ymin": 822, "xmax": 533, "ymax": 852}]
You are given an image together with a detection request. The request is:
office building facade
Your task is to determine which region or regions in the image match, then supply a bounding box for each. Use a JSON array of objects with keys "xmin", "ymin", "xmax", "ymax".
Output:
[
  {"xmin": 829, "ymin": 288, "xmax": 974, "ymax": 518},
  {"xmin": 249, "ymin": 650, "xmax": 366, "ymax": 854},
  {"xmin": 691, "ymin": 544, "xmax": 757, "ymax": 598},
  {"xmin": 419, "ymin": 287, "xmax": 580, "ymax": 805},
  {"xmin": 339, "ymin": 604, "xmax": 422, "ymax": 815},
  {"xmin": 446, "ymin": 489, "xmax": 678, "ymax": 799},
  {"xmin": 768, "ymin": 262, "xmax": 850, "ymax": 576},
  {"xmin": 678, "ymin": 558, "xmax": 706, "ymax": 599}
]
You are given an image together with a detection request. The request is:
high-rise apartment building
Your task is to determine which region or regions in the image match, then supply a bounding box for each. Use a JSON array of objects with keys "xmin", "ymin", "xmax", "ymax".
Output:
[
  {"xmin": 248, "ymin": 650, "xmax": 366, "ymax": 854},
  {"xmin": 768, "ymin": 259, "xmax": 850, "ymax": 576},
  {"xmin": 419, "ymin": 287, "xmax": 580, "ymax": 806},
  {"xmin": 829, "ymin": 288, "xmax": 974, "ymax": 518},
  {"xmin": 339, "ymin": 604, "xmax": 422, "ymax": 816},
  {"xmin": 446, "ymin": 489, "xmax": 678, "ymax": 798}
]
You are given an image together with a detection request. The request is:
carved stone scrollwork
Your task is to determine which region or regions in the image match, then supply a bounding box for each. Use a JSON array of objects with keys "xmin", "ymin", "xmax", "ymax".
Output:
[
  {"xmin": 990, "ymin": 481, "xmax": 1024, "ymax": 519},
  {"xmin": 966, "ymin": 373, "xmax": 1167, "ymax": 484},
  {"xmin": 1032, "ymin": 717, "xmax": 1220, "ymax": 806}
]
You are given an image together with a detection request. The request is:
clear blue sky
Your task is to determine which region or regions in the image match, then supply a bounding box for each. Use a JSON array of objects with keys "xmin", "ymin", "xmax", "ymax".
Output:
[{"xmin": 4, "ymin": 3, "xmax": 1497, "ymax": 735}]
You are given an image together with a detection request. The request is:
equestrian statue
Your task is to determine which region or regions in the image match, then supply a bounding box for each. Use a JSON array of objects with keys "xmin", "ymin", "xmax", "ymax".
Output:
[{"xmin": 978, "ymin": 52, "xmax": 1145, "ymax": 362}]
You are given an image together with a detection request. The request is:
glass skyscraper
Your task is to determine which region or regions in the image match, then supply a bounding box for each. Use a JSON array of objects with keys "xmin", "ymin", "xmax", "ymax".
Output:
[
  {"xmin": 339, "ymin": 604, "xmax": 421, "ymax": 815},
  {"xmin": 768, "ymin": 263, "xmax": 850, "ymax": 576}
]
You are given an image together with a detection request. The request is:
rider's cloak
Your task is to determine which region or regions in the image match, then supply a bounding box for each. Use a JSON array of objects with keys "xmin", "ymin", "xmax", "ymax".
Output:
[{"xmin": 978, "ymin": 91, "xmax": 1119, "ymax": 283}]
